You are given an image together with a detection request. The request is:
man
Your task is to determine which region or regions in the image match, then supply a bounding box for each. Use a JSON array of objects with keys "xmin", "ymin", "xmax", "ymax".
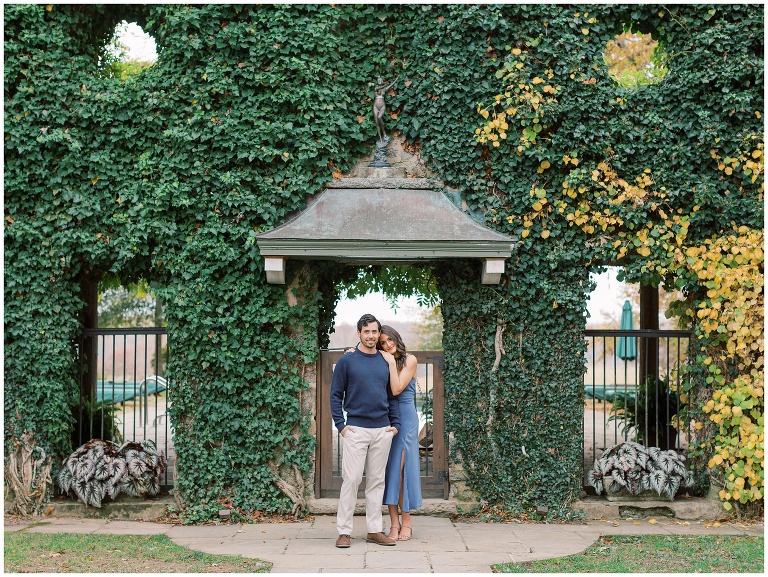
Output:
[{"xmin": 330, "ymin": 313, "xmax": 400, "ymax": 548}]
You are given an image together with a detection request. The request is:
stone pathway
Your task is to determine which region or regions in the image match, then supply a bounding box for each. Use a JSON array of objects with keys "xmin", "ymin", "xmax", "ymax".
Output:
[{"xmin": 5, "ymin": 514, "xmax": 762, "ymax": 573}]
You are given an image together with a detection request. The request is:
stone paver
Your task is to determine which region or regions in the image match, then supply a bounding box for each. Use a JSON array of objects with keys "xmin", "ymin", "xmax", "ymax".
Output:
[
  {"xmin": 365, "ymin": 550, "xmax": 432, "ymax": 571},
  {"xmin": 166, "ymin": 524, "xmax": 240, "ymax": 539},
  {"xmin": 429, "ymin": 551, "xmax": 512, "ymax": 572},
  {"xmin": 268, "ymin": 553, "xmax": 364, "ymax": 570},
  {"xmin": 25, "ymin": 519, "xmax": 105, "ymax": 534},
  {"xmin": 93, "ymin": 520, "xmax": 168, "ymax": 535},
  {"xmin": 4, "ymin": 512, "xmax": 762, "ymax": 573}
]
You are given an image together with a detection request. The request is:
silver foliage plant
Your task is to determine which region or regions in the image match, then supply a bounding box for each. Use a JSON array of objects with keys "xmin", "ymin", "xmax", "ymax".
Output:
[
  {"xmin": 587, "ymin": 441, "xmax": 694, "ymax": 500},
  {"xmin": 57, "ymin": 439, "xmax": 166, "ymax": 507}
]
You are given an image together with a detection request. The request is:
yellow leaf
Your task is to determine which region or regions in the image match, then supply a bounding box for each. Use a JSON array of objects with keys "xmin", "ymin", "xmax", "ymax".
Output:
[
  {"xmin": 91, "ymin": 177, "xmax": 99, "ymax": 185},
  {"xmin": 521, "ymin": 229, "xmax": 530, "ymax": 238},
  {"xmin": 541, "ymin": 229, "xmax": 550, "ymax": 239},
  {"xmin": 511, "ymin": 48, "xmax": 522, "ymax": 55},
  {"xmin": 532, "ymin": 77, "xmax": 544, "ymax": 84},
  {"xmin": 581, "ymin": 28, "xmax": 589, "ymax": 35},
  {"xmin": 45, "ymin": 4, "xmax": 52, "ymax": 11},
  {"xmin": 540, "ymin": 160, "xmax": 551, "ymax": 170},
  {"xmin": 648, "ymin": 518, "xmax": 657, "ymax": 525}
]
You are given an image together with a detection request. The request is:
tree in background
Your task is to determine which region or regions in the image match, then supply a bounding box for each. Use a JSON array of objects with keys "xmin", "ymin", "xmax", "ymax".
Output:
[
  {"xmin": 102, "ymin": 20, "xmax": 155, "ymax": 80},
  {"xmin": 604, "ymin": 31, "xmax": 667, "ymax": 87},
  {"xmin": 589, "ymin": 276, "xmax": 682, "ymax": 330},
  {"xmin": 411, "ymin": 306, "xmax": 444, "ymax": 351},
  {"xmin": 97, "ymin": 283, "xmax": 163, "ymax": 328}
]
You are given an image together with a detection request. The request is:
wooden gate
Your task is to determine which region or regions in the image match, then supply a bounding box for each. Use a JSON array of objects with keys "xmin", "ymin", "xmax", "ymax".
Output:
[{"xmin": 316, "ymin": 350, "xmax": 448, "ymax": 499}]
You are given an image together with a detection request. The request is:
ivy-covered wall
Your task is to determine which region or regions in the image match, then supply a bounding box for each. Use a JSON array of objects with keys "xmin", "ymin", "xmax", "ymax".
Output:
[{"xmin": 5, "ymin": 4, "xmax": 763, "ymax": 520}]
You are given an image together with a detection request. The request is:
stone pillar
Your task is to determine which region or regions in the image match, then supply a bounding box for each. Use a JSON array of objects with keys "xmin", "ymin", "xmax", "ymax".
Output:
[{"xmin": 447, "ymin": 434, "xmax": 481, "ymax": 514}]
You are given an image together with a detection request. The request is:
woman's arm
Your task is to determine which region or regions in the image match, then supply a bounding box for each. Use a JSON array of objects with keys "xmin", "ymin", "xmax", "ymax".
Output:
[{"xmin": 381, "ymin": 352, "xmax": 417, "ymax": 395}]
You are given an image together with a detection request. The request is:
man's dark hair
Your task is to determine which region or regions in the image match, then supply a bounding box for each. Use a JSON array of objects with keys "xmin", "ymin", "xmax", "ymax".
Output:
[{"xmin": 357, "ymin": 313, "xmax": 381, "ymax": 332}]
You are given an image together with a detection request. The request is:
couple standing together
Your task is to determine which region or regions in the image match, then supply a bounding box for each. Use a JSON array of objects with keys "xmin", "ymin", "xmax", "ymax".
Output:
[{"xmin": 330, "ymin": 313, "xmax": 423, "ymax": 548}]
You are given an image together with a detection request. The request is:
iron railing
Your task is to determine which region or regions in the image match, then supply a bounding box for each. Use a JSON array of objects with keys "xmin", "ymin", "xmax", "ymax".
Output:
[
  {"xmin": 77, "ymin": 327, "xmax": 173, "ymax": 487},
  {"xmin": 582, "ymin": 329, "xmax": 694, "ymax": 489},
  {"xmin": 74, "ymin": 327, "xmax": 694, "ymax": 493}
]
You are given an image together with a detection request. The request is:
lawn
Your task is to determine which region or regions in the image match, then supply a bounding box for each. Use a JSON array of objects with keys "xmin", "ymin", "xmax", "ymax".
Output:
[
  {"xmin": 493, "ymin": 534, "xmax": 764, "ymax": 573},
  {"xmin": 4, "ymin": 531, "xmax": 271, "ymax": 573}
]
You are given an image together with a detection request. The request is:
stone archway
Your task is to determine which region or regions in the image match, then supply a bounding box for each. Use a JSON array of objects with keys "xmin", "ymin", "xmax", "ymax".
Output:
[{"xmin": 255, "ymin": 138, "xmax": 517, "ymax": 510}]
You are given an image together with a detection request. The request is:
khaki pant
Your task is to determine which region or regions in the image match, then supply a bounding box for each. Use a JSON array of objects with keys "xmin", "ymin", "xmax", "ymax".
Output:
[{"xmin": 337, "ymin": 426, "xmax": 394, "ymax": 535}]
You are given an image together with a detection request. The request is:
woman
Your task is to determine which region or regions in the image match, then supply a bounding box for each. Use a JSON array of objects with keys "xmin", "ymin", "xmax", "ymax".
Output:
[{"xmin": 377, "ymin": 325, "xmax": 422, "ymax": 541}]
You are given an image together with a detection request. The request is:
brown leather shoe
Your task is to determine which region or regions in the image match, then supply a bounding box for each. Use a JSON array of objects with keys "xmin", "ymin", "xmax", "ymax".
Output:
[
  {"xmin": 366, "ymin": 532, "xmax": 396, "ymax": 546},
  {"xmin": 335, "ymin": 534, "xmax": 351, "ymax": 548}
]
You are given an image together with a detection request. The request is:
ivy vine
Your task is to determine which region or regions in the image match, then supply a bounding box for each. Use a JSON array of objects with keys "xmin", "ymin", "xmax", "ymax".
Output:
[{"xmin": 4, "ymin": 4, "xmax": 763, "ymax": 520}]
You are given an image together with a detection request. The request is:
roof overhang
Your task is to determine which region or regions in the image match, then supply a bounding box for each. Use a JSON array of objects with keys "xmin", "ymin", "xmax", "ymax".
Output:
[{"xmin": 256, "ymin": 179, "xmax": 516, "ymax": 284}]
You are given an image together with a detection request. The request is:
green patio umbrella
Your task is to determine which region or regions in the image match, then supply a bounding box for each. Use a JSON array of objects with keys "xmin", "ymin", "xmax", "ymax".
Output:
[{"xmin": 617, "ymin": 300, "xmax": 637, "ymax": 361}]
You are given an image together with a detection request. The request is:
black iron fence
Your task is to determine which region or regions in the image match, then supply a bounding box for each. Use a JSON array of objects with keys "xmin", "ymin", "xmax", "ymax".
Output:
[
  {"xmin": 582, "ymin": 329, "xmax": 694, "ymax": 488},
  {"xmin": 77, "ymin": 327, "xmax": 173, "ymax": 487},
  {"xmin": 74, "ymin": 327, "xmax": 694, "ymax": 492}
]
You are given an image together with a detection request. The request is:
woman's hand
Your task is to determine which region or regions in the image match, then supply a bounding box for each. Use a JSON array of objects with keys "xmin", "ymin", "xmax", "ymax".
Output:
[{"xmin": 379, "ymin": 349, "xmax": 395, "ymax": 365}]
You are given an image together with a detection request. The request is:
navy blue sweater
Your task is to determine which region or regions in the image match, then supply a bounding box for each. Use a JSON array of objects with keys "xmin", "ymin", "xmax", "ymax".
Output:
[{"xmin": 330, "ymin": 348, "xmax": 400, "ymax": 432}]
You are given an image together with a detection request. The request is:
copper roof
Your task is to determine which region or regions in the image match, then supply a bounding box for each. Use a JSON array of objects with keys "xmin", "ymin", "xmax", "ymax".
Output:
[{"xmin": 256, "ymin": 179, "xmax": 515, "ymax": 262}]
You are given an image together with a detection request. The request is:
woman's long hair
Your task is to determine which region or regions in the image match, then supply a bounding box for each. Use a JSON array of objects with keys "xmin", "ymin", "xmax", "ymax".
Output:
[{"xmin": 378, "ymin": 325, "xmax": 408, "ymax": 373}]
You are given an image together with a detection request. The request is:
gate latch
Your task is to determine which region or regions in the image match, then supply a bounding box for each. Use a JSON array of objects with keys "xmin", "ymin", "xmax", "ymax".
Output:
[{"xmin": 427, "ymin": 470, "xmax": 449, "ymax": 485}]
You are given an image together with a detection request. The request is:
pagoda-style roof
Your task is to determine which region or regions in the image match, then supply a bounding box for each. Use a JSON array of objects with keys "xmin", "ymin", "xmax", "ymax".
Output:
[{"xmin": 255, "ymin": 178, "xmax": 516, "ymax": 284}]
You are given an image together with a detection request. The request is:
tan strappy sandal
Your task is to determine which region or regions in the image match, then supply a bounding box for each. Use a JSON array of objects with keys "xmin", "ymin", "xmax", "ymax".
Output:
[
  {"xmin": 398, "ymin": 524, "xmax": 412, "ymax": 541},
  {"xmin": 387, "ymin": 524, "xmax": 400, "ymax": 540}
]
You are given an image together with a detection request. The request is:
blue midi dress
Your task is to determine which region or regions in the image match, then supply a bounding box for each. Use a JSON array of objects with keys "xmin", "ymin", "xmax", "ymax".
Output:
[{"xmin": 383, "ymin": 378, "xmax": 423, "ymax": 511}]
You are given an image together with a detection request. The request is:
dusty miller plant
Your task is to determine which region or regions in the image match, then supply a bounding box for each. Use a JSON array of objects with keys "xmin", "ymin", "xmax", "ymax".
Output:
[
  {"xmin": 587, "ymin": 441, "xmax": 694, "ymax": 500},
  {"xmin": 57, "ymin": 439, "xmax": 166, "ymax": 507}
]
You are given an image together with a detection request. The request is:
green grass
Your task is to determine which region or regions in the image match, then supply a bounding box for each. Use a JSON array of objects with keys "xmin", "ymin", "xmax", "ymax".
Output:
[
  {"xmin": 4, "ymin": 530, "xmax": 271, "ymax": 573},
  {"xmin": 493, "ymin": 535, "xmax": 764, "ymax": 573}
]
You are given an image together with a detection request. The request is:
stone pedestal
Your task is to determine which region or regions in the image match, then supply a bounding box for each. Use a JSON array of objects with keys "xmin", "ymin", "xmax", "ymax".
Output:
[
  {"xmin": 369, "ymin": 137, "xmax": 392, "ymax": 168},
  {"xmin": 355, "ymin": 166, "xmax": 406, "ymax": 179},
  {"xmin": 345, "ymin": 134, "xmax": 432, "ymax": 178}
]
